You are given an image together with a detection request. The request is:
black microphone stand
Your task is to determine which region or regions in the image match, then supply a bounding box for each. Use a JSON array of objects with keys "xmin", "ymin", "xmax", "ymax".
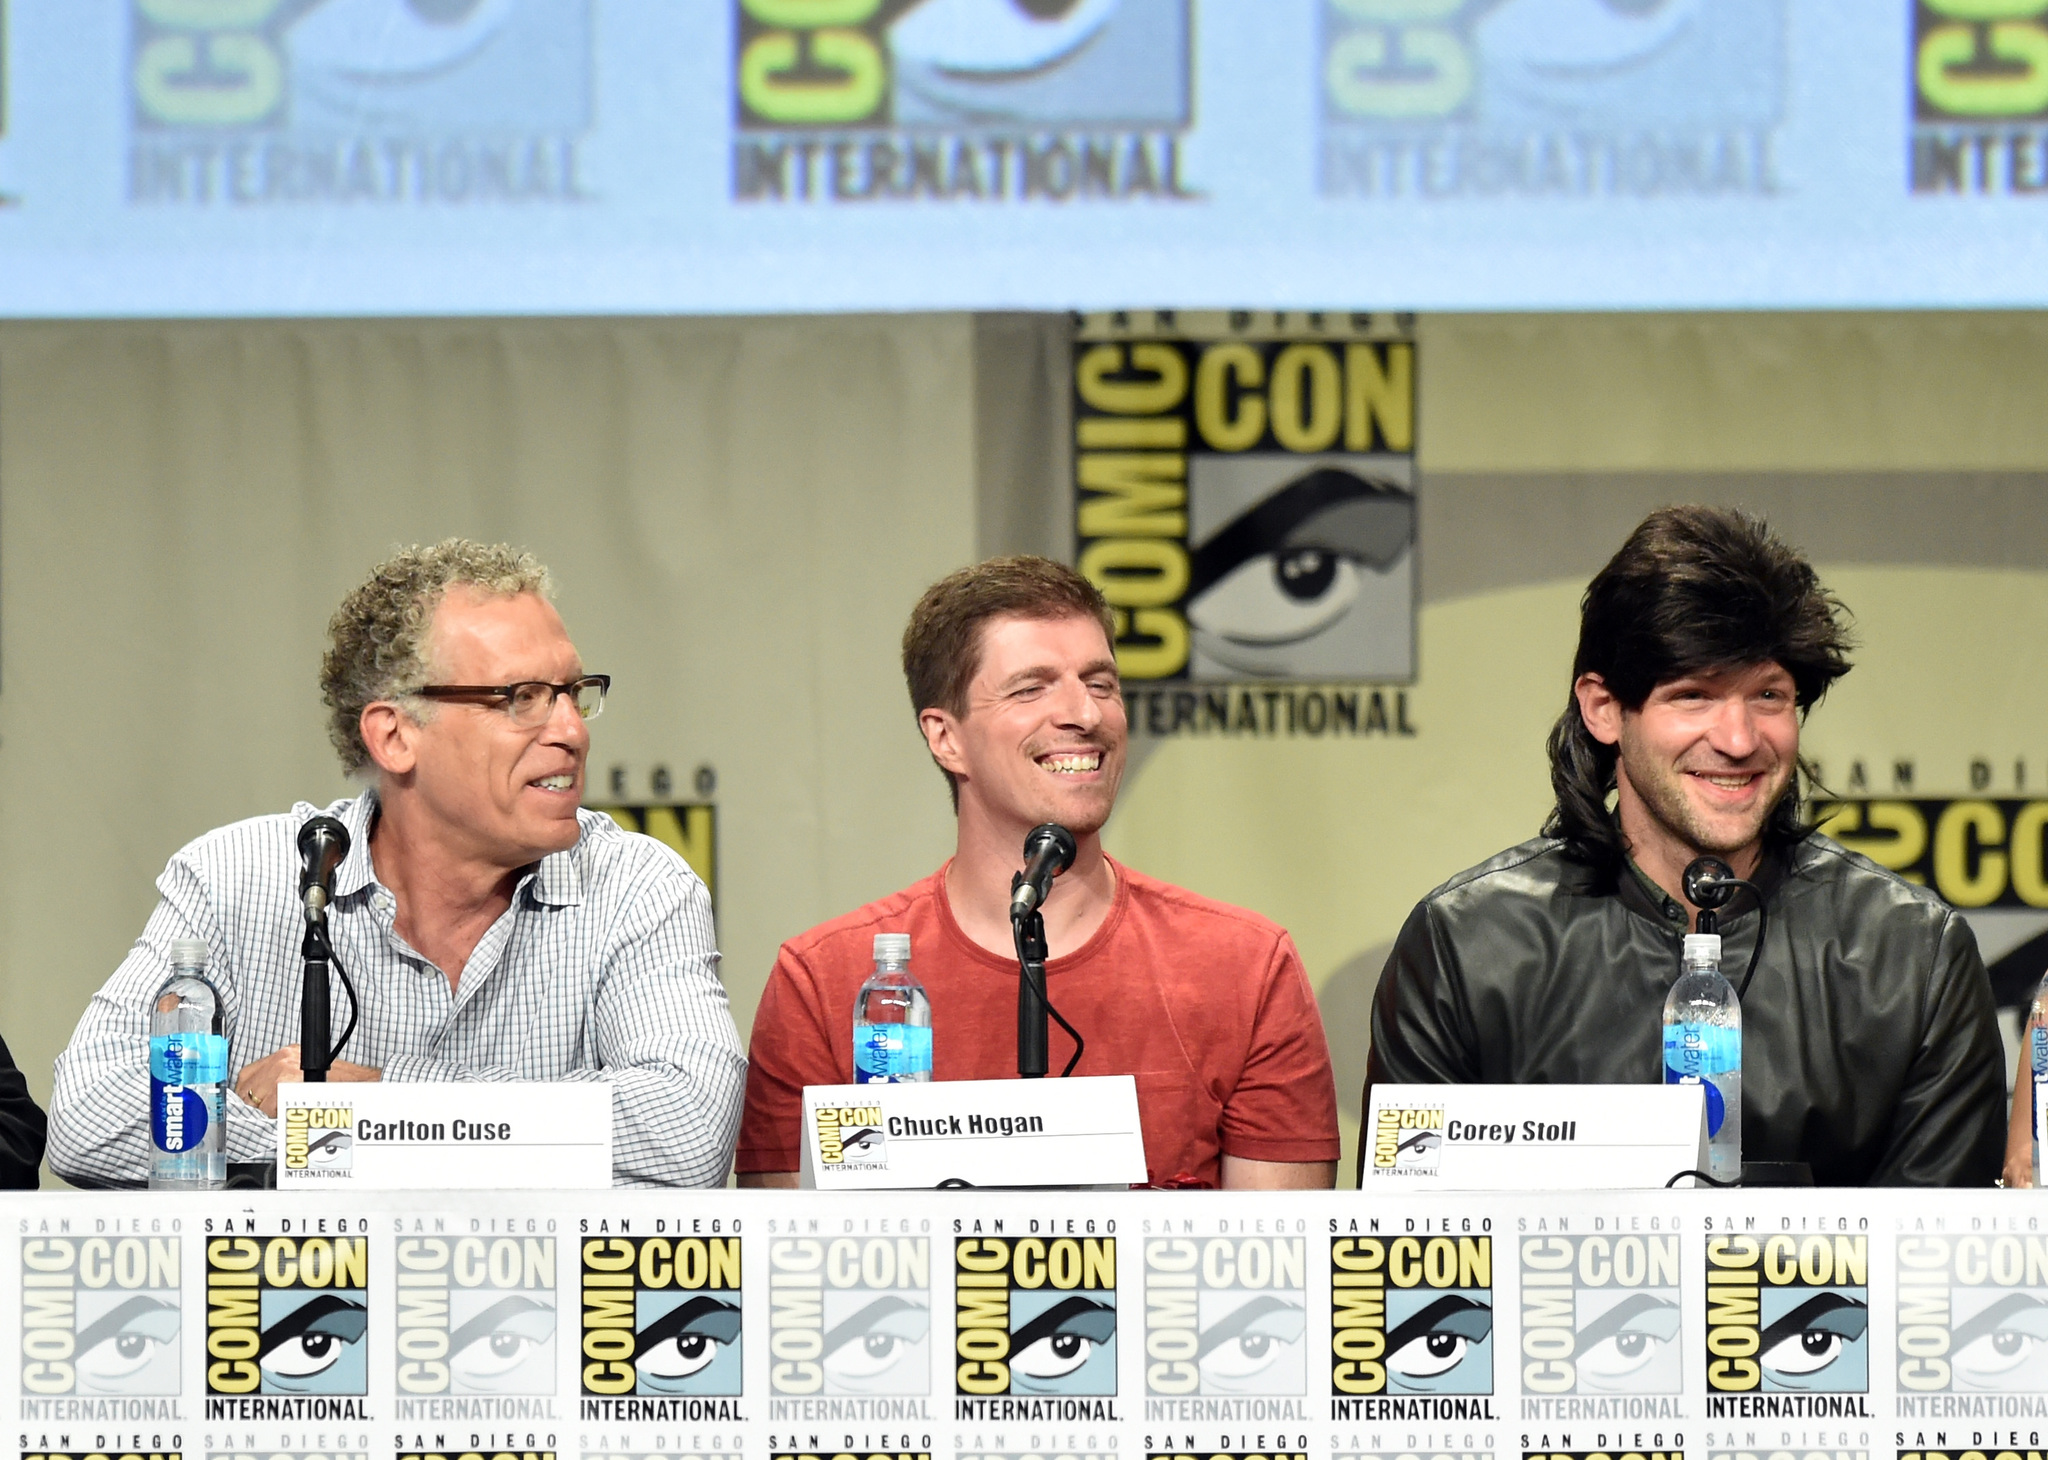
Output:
[
  {"xmin": 300, "ymin": 899, "xmax": 333, "ymax": 1083},
  {"xmin": 1012, "ymin": 873, "xmax": 1050, "ymax": 1079}
]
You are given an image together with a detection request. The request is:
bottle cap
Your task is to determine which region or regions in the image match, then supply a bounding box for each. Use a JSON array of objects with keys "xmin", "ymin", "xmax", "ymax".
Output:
[
  {"xmin": 170, "ymin": 938, "xmax": 209, "ymax": 969},
  {"xmin": 874, "ymin": 933, "xmax": 910, "ymax": 964},
  {"xmin": 1683, "ymin": 933, "xmax": 1722, "ymax": 962}
]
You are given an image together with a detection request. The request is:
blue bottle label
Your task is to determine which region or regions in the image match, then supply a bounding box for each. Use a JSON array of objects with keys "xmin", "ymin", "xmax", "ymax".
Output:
[
  {"xmin": 854, "ymin": 1024, "xmax": 933, "ymax": 1083},
  {"xmin": 151, "ymin": 1080, "xmax": 210, "ymax": 1154},
  {"xmin": 2033, "ymin": 1023, "xmax": 2048, "ymax": 1078},
  {"xmin": 1664, "ymin": 1024, "xmax": 1739, "ymax": 1137},
  {"xmin": 150, "ymin": 1032, "xmax": 228, "ymax": 1084},
  {"xmin": 149, "ymin": 1033, "xmax": 226, "ymax": 1156}
]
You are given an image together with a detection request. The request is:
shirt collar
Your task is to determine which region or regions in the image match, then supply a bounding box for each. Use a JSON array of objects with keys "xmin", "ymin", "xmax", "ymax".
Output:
[
  {"xmin": 1617, "ymin": 844, "xmax": 1786, "ymax": 930},
  {"xmin": 326, "ymin": 788, "xmax": 585, "ymax": 908}
]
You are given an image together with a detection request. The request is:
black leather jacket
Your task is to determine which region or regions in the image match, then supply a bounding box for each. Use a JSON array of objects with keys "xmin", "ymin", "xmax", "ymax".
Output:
[{"xmin": 1366, "ymin": 832, "xmax": 2004, "ymax": 1187}]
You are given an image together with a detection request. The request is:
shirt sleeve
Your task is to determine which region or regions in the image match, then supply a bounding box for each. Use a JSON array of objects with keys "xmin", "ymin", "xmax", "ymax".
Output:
[
  {"xmin": 1367, "ymin": 899, "xmax": 1483, "ymax": 1088},
  {"xmin": 381, "ymin": 853, "xmax": 746, "ymax": 1189},
  {"xmin": 0, "ymin": 1034, "xmax": 48, "ymax": 1189},
  {"xmin": 736, "ymin": 945, "xmax": 844, "ymax": 1175},
  {"xmin": 1868, "ymin": 907, "xmax": 2005, "ymax": 1187},
  {"xmin": 49, "ymin": 855, "xmax": 279, "ymax": 1188},
  {"xmin": 1216, "ymin": 932, "xmax": 1341, "ymax": 1165}
]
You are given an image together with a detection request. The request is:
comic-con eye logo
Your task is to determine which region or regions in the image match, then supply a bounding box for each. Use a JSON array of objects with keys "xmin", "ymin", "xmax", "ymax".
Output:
[
  {"xmin": 817, "ymin": 1105, "xmax": 888, "ymax": 1170},
  {"xmin": 21, "ymin": 1236, "xmax": 182, "ymax": 1397},
  {"xmin": 282, "ymin": 1104, "xmax": 354, "ymax": 1175},
  {"xmin": 1320, "ymin": 0, "xmax": 1784, "ymax": 199},
  {"xmin": 1331, "ymin": 1237, "xmax": 1493, "ymax": 1396},
  {"xmin": 205, "ymin": 1236, "xmax": 369, "ymax": 1395},
  {"xmin": 955, "ymin": 1237, "xmax": 1117, "ymax": 1396},
  {"xmin": 1145, "ymin": 1237, "xmax": 1307, "ymax": 1396},
  {"xmin": 1520, "ymin": 1235, "xmax": 1682, "ymax": 1396},
  {"xmin": 1073, "ymin": 319, "xmax": 1417, "ymax": 684},
  {"xmin": 395, "ymin": 1236, "xmax": 557, "ymax": 1397},
  {"xmin": 1897, "ymin": 1234, "xmax": 2048, "ymax": 1398},
  {"xmin": 770, "ymin": 1236, "xmax": 930, "ymax": 1396},
  {"xmin": 1370, "ymin": 1107, "xmax": 1444, "ymax": 1176},
  {"xmin": 581, "ymin": 1237, "xmax": 743, "ymax": 1396},
  {"xmin": 1704, "ymin": 1235, "xmax": 1868, "ymax": 1401}
]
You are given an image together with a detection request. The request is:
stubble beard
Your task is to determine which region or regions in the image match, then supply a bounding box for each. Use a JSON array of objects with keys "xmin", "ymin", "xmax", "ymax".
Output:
[{"xmin": 1620, "ymin": 741, "xmax": 1792, "ymax": 861}]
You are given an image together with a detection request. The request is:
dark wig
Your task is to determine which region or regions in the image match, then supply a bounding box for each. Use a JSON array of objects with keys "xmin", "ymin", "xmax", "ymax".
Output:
[{"xmin": 1543, "ymin": 506, "xmax": 1855, "ymax": 869}]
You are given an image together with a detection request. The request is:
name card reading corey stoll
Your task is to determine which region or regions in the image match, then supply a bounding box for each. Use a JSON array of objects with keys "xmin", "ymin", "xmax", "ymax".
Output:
[
  {"xmin": 1363, "ymin": 1083, "xmax": 1707, "ymax": 1190},
  {"xmin": 275, "ymin": 1080, "xmax": 612, "ymax": 1189},
  {"xmin": 798, "ymin": 1075, "xmax": 1147, "ymax": 1190}
]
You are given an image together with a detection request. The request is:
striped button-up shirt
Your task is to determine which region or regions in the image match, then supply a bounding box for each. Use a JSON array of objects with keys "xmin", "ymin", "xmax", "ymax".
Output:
[{"xmin": 50, "ymin": 792, "xmax": 745, "ymax": 1188}]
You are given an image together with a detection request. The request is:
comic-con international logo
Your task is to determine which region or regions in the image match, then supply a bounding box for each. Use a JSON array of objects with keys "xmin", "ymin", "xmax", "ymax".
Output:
[
  {"xmin": 1911, "ymin": 0, "xmax": 2048, "ymax": 194},
  {"xmin": 580, "ymin": 1236, "xmax": 743, "ymax": 1401},
  {"xmin": 281, "ymin": 1103, "xmax": 354, "ymax": 1178},
  {"xmin": 1369, "ymin": 1107, "xmax": 1443, "ymax": 1176},
  {"xmin": 1073, "ymin": 313, "xmax": 1417, "ymax": 689},
  {"xmin": 1320, "ymin": 0, "xmax": 1784, "ymax": 198},
  {"xmin": 732, "ymin": 0, "xmax": 1194, "ymax": 204},
  {"xmin": 816, "ymin": 1104, "xmax": 889, "ymax": 1172},
  {"xmin": 954, "ymin": 1234, "xmax": 1118, "ymax": 1413},
  {"xmin": 204, "ymin": 1228, "xmax": 370, "ymax": 1413},
  {"xmin": 1897, "ymin": 1233, "xmax": 2048, "ymax": 1412},
  {"xmin": 1331, "ymin": 1233, "xmax": 1495, "ymax": 1419},
  {"xmin": 1703, "ymin": 1234, "xmax": 1870, "ymax": 1417},
  {"xmin": 20, "ymin": 1234, "xmax": 182, "ymax": 1402},
  {"xmin": 127, "ymin": 0, "xmax": 592, "ymax": 206},
  {"xmin": 1519, "ymin": 1233, "xmax": 1682, "ymax": 1417},
  {"xmin": 769, "ymin": 1236, "xmax": 931, "ymax": 1403},
  {"xmin": 1144, "ymin": 1236, "xmax": 1307, "ymax": 1402},
  {"xmin": 393, "ymin": 1234, "xmax": 557, "ymax": 1413}
]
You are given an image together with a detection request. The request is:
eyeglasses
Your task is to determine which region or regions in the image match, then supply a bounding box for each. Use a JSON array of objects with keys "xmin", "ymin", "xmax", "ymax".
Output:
[{"xmin": 411, "ymin": 675, "xmax": 610, "ymax": 727}]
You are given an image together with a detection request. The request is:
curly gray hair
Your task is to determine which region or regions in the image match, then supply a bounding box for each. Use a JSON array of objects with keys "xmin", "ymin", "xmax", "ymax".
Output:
[{"xmin": 321, "ymin": 539, "xmax": 553, "ymax": 775}]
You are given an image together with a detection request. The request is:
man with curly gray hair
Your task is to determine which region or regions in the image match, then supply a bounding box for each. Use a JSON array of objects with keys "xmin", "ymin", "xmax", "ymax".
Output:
[{"xmin": 50, "ymin": 539, "xmax": 745, "ymax": 1188}]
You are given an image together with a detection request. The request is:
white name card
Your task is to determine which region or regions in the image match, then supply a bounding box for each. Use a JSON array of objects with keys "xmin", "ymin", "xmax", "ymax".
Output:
[
  {"xmin": 274, "ymin": 1081, "xmax": 612, "ymax": 1189},
  {"xmin": 798, "ymin": 1075, "xmax": 1148, "ymax": 1190},
  {"xmin": 1363, "ymin": 1083, "xmax": 1708, "ymax": 1191}
]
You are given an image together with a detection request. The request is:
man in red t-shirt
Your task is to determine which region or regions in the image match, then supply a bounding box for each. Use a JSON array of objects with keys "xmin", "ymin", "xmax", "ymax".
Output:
[{"xmin": 737, "ymin": 556, "xmax": 1338, "ymax": 1189}]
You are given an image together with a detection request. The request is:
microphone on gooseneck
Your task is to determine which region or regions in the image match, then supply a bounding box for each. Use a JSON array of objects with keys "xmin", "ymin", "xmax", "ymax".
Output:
[
  {"xmin": 298, "ymin": 815, "xmax": 349, "ymax": 923},
  {"xmin": 1010, "ymin": 823, "xmax": 1078, "ymax": 919},
  {"xmin": 1682, "ymin": 855, "xmax": 1767, "ymax": 1000}
]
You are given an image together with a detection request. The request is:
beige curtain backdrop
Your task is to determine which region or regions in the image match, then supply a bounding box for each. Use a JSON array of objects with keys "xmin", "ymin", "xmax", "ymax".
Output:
[{"xmin": 6, "ymin": 310, "xmax": 2048, "ymax": 1186}]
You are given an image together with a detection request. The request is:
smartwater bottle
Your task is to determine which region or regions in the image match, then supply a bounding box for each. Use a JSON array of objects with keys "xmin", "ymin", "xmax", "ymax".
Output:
[
  {"xmin": 149, "ymin": 937, "xmax": 228, "ymax": 1190},
  {"xmin": 2030, "ymin": 971, "xmax": 2048, "ymax": 1187},
  {"xmin": 853, "ymin": 933, "xmax": 932, "ymax": 1083},
  {"xmin": 1663, "ymin": 931, "xmax": 1742, "ymax": 1183}
]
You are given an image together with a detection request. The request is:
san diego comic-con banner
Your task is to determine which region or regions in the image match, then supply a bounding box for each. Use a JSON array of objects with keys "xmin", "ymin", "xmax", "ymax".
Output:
[
  {"xmin": 1072, "ymin": 312, "xmax": 1418, "ymax": 742},
  {"xmin": 8, "ymin": 1188, "xmax": 2047, "ymax": 1460}
]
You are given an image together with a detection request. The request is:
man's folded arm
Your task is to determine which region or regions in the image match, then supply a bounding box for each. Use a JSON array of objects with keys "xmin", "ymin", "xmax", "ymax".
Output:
[
  {"xmin": 1217, "ymin": 933, "xmax": 1339, "ymax": 1187},
  {"xmin": 1870, "ymin": 909, "xmax": 2005, "ymax": 1187},
  {"xmin": 1366, "ymin": 900, "xmax": 1481, "ymax": 1092},
  {"xmin": 735, "ymin": 949, "xmax": 839, "ymax": 1184}
]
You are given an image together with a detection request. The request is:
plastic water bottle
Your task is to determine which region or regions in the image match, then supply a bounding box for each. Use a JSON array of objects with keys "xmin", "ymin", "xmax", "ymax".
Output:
[
  {"xmin": 853, "ymin": 933, "xmax": 932, "ymax": 1083},
  {"xmin": 2030, "ymin": 971, "xmax": 2048, "ymax": 1187},
  {"xmin": 1663, "ymin": 931, "xmax": 1742, "ymax": 1183},
  {"xmin": 149, "ymin": 938, "xmax": 228, "ymax": 1190}
]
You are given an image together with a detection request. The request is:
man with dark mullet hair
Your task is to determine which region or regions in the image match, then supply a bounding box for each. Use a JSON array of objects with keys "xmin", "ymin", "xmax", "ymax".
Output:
[{"xmin": 1368, "ymin": 506, "xmax": 2003, "ymax": 1186}]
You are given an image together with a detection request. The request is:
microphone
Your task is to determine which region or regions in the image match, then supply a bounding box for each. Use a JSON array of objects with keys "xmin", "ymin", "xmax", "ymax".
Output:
[
  {"xmin": 1010, "ymin": 824, "xmax": 1078, "ymax": 919},
  {"xmin": 298, "ymin": 816, "xmax": 350, "ymax": 922},
  {"xmin": 1682, "ymin": 856, "xmax": 1740, "ymax": 911}
]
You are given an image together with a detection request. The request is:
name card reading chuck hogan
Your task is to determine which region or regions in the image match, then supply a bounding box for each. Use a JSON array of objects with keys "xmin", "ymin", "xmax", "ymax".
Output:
[
  {"xmin": 275, "ymin": 1080, "xmax": 611, "ymax": 1189},
  {"xmin": 798, "ymin": 1075, "xmax": 1146, "ymax": 1190},
  {"xmin": 1363, "ymin": 1084, "xmax": 1708, "ymax": 1191}
]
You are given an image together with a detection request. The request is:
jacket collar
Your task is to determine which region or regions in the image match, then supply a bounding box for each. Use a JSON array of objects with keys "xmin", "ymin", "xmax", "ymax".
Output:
[
  {"xmin": 1615, "ymin": 839, "xmax": 1790, "ymax": 932},
  {"xmin": 327, "ymin": 788, "xmax": 584, "ymax": 908}
]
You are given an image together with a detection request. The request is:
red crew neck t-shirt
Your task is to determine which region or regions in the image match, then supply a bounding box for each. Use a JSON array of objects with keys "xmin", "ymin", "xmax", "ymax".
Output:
[{"xmin": 737, "ymin": 857, "xmax": 1339, "ymax": 1187}]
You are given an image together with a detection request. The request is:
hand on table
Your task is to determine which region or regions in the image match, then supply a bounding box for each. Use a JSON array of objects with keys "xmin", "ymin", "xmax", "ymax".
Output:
[{"xmin": 234, "ymin": 1046, "xmax": 381, "ymax": 1118}]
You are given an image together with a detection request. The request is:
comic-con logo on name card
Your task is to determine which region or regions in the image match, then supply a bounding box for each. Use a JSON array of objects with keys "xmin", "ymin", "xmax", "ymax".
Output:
[
  {"xmin": 1368, "ymin": 1107, "xmax": 1444, "ymax": 1177},
  {"xmin": 580, "ymin": 1236, "xmax": 743, "ymax": 1400},
  {"xmin": 393, "ymin": 1234, "xmax": 557, "ymax": 1410},
  {"xmin": 1073, "ymin": 312, "xmax": 1417, "ymax": 689},
  {"xmin": 1703, "ymin": 1234, "xmax": 1870, "ymax": 1415},
  {"xmin": 281, "ymin": 1103, "xmax": 354, "ymax": 1178},
  {"xmin": 204, "ymin": 1227, "xmax": 370, "ymax": 1412},
  {"xmin": 1519, "ymin": 1233, "xmax": 1683, "ymax": 1410},
  {"xmin": 1331, "ymin": 1233, "xmax": 1496, "ymax": 1418},
  {"xmin": 954, "ymin": 1234, "xmax": 1118, "ymax": 1410},
  {"xmin": 20, "ymin": 1234, "xmax": 183, "ymax": 1402},
  {"xmin": 815, "ymin": 1104, "xmax": 889, "ymax": 1172},
  {"xmin": 127, "ymin": 0, "xmax": 592, "ymax": 207},
  {"xmin": 1897, "ymin": 1233, "xmax": 2048, "ymax": 1408},
  {"xmin": 1144, "ymin": 1236, "xmax": 1308, "ymax": 1400},
  {"xmin": 1911, "ymin": 0, "xmax": 2048, "ymax": 195},
  {"xmin": 768, "ymin": 1236, "xmax": 931, "ymax": 1402},
  {"xmin": 1319, "ymin": 0, "xmax": 1784, "ymax": 198},
  {"xmin": 733, "ymin": 0, "xmax": 1194, "ymax": 204}
]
